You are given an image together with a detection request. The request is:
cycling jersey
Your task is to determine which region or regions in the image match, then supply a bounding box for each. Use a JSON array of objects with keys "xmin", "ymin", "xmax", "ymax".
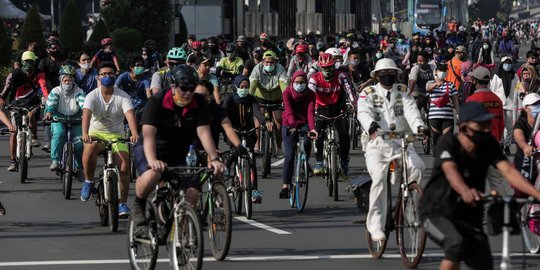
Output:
[
  {"xmin": 92, "ymin": 49, "xmax": 118, "ymax": 66},
  {"xmin": 150, "ymin": 67, "xmax": 172, "ymax": 94},
  {"xmin": 1, "ymin": 68, "xmax": 47, "ymax": 103},
  {"xmin": 217, "ymin": 57, "xmax": 244, "ymax": 75},
  {"xmin": 308, "ymin": 71, "xmax": 357, "ymax": 108},
  {"xmin": 249, "ymin": 62, "xmax": 289, "ymax": 101}
]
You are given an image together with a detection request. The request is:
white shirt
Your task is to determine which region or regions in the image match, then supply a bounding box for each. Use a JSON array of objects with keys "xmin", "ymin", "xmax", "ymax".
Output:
[{"xmin": 83, "ymin": 87, "xmax": 134, "ymax": 135}]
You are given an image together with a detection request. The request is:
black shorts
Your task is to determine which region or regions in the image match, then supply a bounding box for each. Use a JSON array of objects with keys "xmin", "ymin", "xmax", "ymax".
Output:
[
  {"xmin": 422, "ymin": 215, "xmax": 493, "ymax": 270},
  {"xmin": 133, "ymin": 140, "xmax": 201, "ymax": 191},
  {"xmin": 428, "ymin": 118, "xmax": 454, "ymax": 132}
]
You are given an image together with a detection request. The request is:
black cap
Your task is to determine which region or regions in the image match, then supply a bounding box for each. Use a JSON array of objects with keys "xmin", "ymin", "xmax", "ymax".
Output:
[
  {"xmin": 459, "ymin": 102, "xmax": 494, "ymax": 123},
  {"xmin": 188, "ymin": 34, "xmax": 196, "ymax": 40}
]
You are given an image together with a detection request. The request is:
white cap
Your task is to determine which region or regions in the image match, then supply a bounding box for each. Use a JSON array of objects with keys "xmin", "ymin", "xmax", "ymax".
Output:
[
  {"xmin": 370, "ymin": 58, "xmax": 402, "ymax": 78},
  {"xmin": 523, "ymin": 93, "xmax": 540, "ymax": 107}
]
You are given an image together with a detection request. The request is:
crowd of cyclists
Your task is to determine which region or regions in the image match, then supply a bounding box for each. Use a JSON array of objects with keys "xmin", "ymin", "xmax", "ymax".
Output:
[{"xmin": 6, "ymin": 16, "xmax": 540, "ymax": 269}]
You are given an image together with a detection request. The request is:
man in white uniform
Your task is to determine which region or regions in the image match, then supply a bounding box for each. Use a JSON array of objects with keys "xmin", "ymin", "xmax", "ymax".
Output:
[{"xmin": 357, "ymin": 58, "xmax": 428, "ymax": 241}]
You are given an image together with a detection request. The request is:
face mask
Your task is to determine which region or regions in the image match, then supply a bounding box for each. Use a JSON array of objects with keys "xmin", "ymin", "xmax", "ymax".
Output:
[
  {"xmin": 376, "ymin": 52, "xmax": 383, "ymax": 59},
  {"xmin": 236, "ymin": 87, "xmax": 249, "ymax": 98},
  {"xmin": 437, "ymin": 71, "xmax": 447, "ymax": 79},
  {"xmin": 49, "ymin": 50, "xmax": 59, "ymax": 58},
  {"xmin": 264, "ymin": 65, "xmax": 275, "ymax": 73},
  {"xmin": 483, "ymin": 44, "xmax": 489, "ymax": 50},
  {"xmin": 293, "ymin": 82, "xmax": 306, "ymax": 92},
  {"xmin": 503, "ymin": 63, "xmax": 512, "ymax": 71},
  {"xmin": 133, "ymin": 66, "xmax": 144, "ymax": 76},
  {"xmin": 21, "ymin": 62, "xmax": 33, "ymax": 74},
  {"xmin": 379, "ymin": 74, "xmax": 396, "ymax": 86},
  {"xmin": 61, "ymin": 82, "xmax": 74, "ymax": 94},
  {"xmin": 467, "ymin": 128, "xmax": 493, "ymax": 150},
  {"xmin": 349, "ymin": 60, "xmax": 359, "ymax": 66},
  {"xmin": 334, "ymin": 62, "xmax": 342, "ymax": 69},
  {"xmin": 173, "ymin": 90, "xmax": 192, "ymax": 107},
  {"xmin": 100, "ymin": 76, "xmax": 116, "ymax": 87},
  {"xmin": 80, "ymin": 63, "xmax": 90, "ymax": 70}
]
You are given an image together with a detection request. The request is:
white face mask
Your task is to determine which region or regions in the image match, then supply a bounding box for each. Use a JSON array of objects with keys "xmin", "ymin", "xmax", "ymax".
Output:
[
  {"xmin": 483, "ymin": 44, "xmax": 489, "ymax": 50},
  {"xmin": 437, "ymin": 71, "xmax": 447, "ymax": 79},
  {"xmin": 237, "ymin": 87, "xmax": 249, "ymax": 98},
  {"xmin": 80, "ymin": 63, "xmax": 90, "ymax": 70}
]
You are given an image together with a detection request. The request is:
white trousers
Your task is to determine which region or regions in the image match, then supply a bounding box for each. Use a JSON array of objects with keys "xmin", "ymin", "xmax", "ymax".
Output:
[
  {"xmin": 503, "ymin": 109, "xmax": 513, "ymax": 146},
  {"xmin": 365, "ymin": 137, "xmax": 425, "ymax": 235}
]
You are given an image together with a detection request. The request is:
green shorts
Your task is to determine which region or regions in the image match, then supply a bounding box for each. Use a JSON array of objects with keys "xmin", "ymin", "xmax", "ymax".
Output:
[{"xmin": 89, "ymin": 131, "xmax": 128, "ymax": 153}]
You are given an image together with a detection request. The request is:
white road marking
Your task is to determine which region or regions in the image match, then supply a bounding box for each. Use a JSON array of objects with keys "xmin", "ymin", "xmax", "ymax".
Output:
[
  {"xmin": 0, "ymin": 253, "xmax": 536, "ymax": 266},
  {"xmin": 234, "ymin": 216, "xmax": 292, "ymax": 235},
  {"xmin": 271, "ymin": 158, "xmax": 284, "ymax": 167}
]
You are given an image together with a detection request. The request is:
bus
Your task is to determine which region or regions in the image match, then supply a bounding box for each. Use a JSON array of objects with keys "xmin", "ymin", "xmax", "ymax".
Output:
[{"xmin": 413, "ymin": 0, "xmax": 446, "ymax": 35}]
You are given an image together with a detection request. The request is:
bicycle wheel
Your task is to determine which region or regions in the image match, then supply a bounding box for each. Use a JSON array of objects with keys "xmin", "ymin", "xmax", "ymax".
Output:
[
  {"xmin": 295, "ymin": 154, "xmax": 309, "ymax": 213},
  {"xmin": 397, "ymin": 182, "xmax": 426, "ymax": 268},
  {"xmin": 241, "ymin": 157, "xmax": 252, "ymax": 219},
  {"xmin": 18, "ymin": 134, "xmax": 27, "ymax": 183},
  {"xmin": 365, "ymin": 224, "xmax": 388, "ymax": 259},
  {"xmin": 97, "ymin": 181, "xmax": 109, "ymax": 226},
  {"xmin": 128, "ymin": 201, "xmax": 158, "ymax": 270},
  {"xmin": 325, "ymin": 149, "xmax": 333, "ymax": 198},
  {"xmin": 289, "ymin": 153, "xmax": 298, "ymax": 208},
  {"xmin": 331, "ymin": 145, "xmax": 339, "ymax": 201},
  {"xmin": 351, "ymin": 118, "xmax": 359, "ymax": 150},
  {"xmin": 232, "ymin": 165, "xmax": 243, "ymax": 215},
  {"xmin": 521, "ymin": 202, "xmax": 540, "ymax": 253},
  {"xmin": 169, "ymin": 204, "xmax": 204, "ymax": 270},
  {"xmin": 261, "ymin": 130, "xmax": 271, "ymax": 178},
  {"xmin": 208, "ymin": 182, "xmax": 232, "ymax": 261},
  {"xmin": 107, "ymin": 172, "xmax": 119, "ymax": 232},
  {"xmin": 64, "ymin": 143, "xmax": 74, "ymax": 200}
]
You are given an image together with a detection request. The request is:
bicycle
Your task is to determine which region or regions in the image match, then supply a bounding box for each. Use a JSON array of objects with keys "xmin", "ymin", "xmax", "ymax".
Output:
[
  {"xmin": 90, "ymin": 137, "xmax": 131, "ymax": 232},
  {"xmin": 315, "ymin": 112, "xmax": 349, "ymax": 202},
  {"xmin": 127, "ymin": 166, "xmax": 205, "ymax": 270},
  {"xmin": 6, "ymin": 105, "xmax": 40, "ymax": 183},
  {"xmin": 412, "ymin": 91, "xmax": 431, "ymax": 155},
  {"xmin": 259, "ymin": 103, "xmax": 282, "ymax": 179},
  {"xmin": 51, "ymin": 117, "xmax": 82, "ymax": 200},
  {"xmin": 365, "ymin": 124, "xmax": 427, "ymax": 269},
  {"xmin": 289, "ymin": 130, "xmax": 312, "ymax": 213}
]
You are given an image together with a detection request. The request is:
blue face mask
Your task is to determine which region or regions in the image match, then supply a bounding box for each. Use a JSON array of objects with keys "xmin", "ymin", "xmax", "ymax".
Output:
[
  {"xmin": 293, "ymin": 82, "xmax": 306, "ymax": 92},
  {"xmin": 503, "ymin": 63, "xmax": 512, "ymax": 72},
  {"xmin": 101, "ymin": 76, "xmax": 116, "ymax": 87},
  {"xmin": 531, "ymin": 106, "xmax": 540, "ymax": 118}
]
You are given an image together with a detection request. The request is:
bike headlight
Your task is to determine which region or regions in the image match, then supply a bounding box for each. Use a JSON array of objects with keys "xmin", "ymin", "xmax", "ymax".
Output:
[{"xmin": 405, "ymin": 134, "xmax": 416, "ymax": 144}]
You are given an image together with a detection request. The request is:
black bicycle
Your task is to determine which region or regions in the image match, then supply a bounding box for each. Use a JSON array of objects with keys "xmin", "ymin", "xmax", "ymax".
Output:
[
  {"xmin": 52, "ymin": 117, "xmax": 82, "ymax": 200},
  {"xmin": 259, "ymin": 103, "xmax": 282, "ymax": 179}
]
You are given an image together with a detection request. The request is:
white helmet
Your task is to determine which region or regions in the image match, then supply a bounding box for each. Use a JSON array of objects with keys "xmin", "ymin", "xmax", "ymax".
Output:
[
  {"xmin": 325, "ymin": 47, "xmax": 343, "ymax": 57},
  {"xmin": 370, "ymin": 58, "xmax": 402, "ymax": 78}
]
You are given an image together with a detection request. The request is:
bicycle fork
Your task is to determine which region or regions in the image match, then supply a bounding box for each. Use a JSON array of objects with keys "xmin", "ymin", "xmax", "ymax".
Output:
[{"xmin": 103, "ymin": 150, "xmax": 121, "ymax": 202}]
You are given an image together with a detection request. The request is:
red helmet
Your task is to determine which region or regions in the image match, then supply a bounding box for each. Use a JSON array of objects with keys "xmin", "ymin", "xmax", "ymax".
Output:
[
  {"xmin": 259, "ymin": 32, "xmax": 269, "ymax": 40},
  {"xmin": 318, "ymin": 53, "xmax": 335, "ymax": 68},
  {"xmin": 101, "ymin": 38, "xmax": 113, "ymax": 46},
  {"xmin": 296, "ymin": 44, "xmax": 308, "ymax": 53},
  {"xmin": 191, "ymin": 41, "xmax": 202, "ymax": 50}
]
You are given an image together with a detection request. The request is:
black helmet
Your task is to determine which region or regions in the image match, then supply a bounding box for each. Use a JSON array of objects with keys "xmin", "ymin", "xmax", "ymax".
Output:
[
  {"xmin": 226, "ymin": 43, "xmax": 235, "ymax": 53},
  {"xmin": 170, "ymin": 64, "xmax": 199, "ymax": 89},
  {"xmin": 207, "ymin": 36, "xmax": 218, "ymax": 45}
]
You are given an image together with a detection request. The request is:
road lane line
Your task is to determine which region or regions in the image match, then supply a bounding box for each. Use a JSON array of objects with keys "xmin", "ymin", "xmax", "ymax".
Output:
[
  {"xmin": 271, "ymin": 158, "xmax": 284, "ymax": 167},
  {"xmin": 0, "ymin": 253, "xmax": 537, "ymax": 266},
  {"xmin": 234, "ymin": 216, "xmax": 291, "ymax": 235}
]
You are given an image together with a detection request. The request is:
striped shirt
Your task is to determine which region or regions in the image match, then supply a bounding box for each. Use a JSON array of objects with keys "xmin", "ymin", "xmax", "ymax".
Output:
[{"xmin": 428, "ymin": 80, "xmax": 458, "ymax": 120}]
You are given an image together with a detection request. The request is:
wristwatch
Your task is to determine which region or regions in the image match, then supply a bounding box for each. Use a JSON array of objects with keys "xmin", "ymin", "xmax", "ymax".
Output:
[{"xmin": 211, "ymin": 156, "xmax": 223, "ymax": 162}]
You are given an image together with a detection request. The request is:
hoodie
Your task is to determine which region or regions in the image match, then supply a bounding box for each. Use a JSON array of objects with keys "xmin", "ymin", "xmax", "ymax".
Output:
[{"xmin": 282, "ymin": 70, "xmax": 315, "ymax": 130}]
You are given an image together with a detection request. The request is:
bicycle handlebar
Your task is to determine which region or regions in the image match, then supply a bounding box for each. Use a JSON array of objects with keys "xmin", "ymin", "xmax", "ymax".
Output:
[
  {"xmin": 233, "ymin": 127, "xmax": 258, "ymax": 136},
  {"xmin": 315, "ymin": 112, "xmax": 350, "ymax": 121},
  {"xmin": 5, "ymin": 105, "xmax": 41, "ymax": 115}
]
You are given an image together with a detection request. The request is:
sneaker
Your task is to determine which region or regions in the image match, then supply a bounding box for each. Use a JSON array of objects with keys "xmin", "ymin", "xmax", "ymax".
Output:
[
  {"xmin": 80, "ymin": 181, "xmax": 94, "ymax": 202},
  {"xmin": 370, "ymin": 229, "xmax": 386, "ymax": 241},
  {"xmin": 31, "ymin": 139, "xmax": 41, "ymax": 147},
  {"xmin": 504, "ymin": 145, "xmax": 511, "ymax": 155},
  {"xmin": 340, "ymin": 162, "xmax": 349, "ymax": 179},
  {"xmin": 252, "ymin": 190, "xmax": 262, "ymax": 204},
  {"xmin": 49, "ymin": 160, "xmax": 59, "ymax": 171},
  {"xmin": 131, "ymin": 202, "xmax": 147, "ymax": 225},
  {"xmin": 41, "ymin": 142, "xmax": 50, "ymax": 152},
  {"xmin": 119, "ymin": 203, "xmax": 131, "ymax": 218},
  {"xmin": 0, "ymin": 201, "xmax": 5, "ymax": 216},
  {"xmin": 7, "ymin": 161, "xmax": 17, "ymax": 172},
  {"xmin": 313, "ymin": 161, "xmax": 325, "ymax": 175},
  {"xmin": 279, "ymin": 187, "xmax": 290, "ymax": 199}
]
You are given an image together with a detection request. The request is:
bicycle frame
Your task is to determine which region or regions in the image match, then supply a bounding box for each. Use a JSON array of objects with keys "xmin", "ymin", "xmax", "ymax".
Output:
[{"xmin": 8, "ymin": 106, "xmax": 36, "ymax": 161}]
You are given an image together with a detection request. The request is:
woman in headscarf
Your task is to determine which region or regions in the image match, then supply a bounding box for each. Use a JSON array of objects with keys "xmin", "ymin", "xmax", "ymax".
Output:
[{"xmin": 514, "ymin": 64, "xmax": 540, "ymax": 123}]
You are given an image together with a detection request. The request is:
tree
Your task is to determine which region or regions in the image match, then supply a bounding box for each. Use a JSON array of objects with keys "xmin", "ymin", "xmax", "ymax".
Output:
[
  {"xmin": 20, "ymin": 5, "xmax": 45, "ymax": 53},
  {"xmin": 111, "ymin": 27, "xmax": 143, "ymax": 53},
  {"xmin": 0, "ymin": 20, "xmax": 12, "ymax": 67},
  {"xmin": 89, "ymin": 19, "xmax": 111, "ymax": 44},
  {"xmin": 60, "ymin": 0, "xmax": 84, "ymax": 58}
]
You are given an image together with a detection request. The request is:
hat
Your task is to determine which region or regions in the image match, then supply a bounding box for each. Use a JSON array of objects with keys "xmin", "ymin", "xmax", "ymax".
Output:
[
  {"xmin": 455, "ymin": 46, "xmax": 467, "ymax": 53},
  {"xmin": 470, "ymin": 66, "xmax": 491, "ymax": 81},
  {"xmin": 460, "ymin": 102, "xmax": 494, "ymax": 123},
  {"xmin": 523, "ymin": 93, "xmax": 540, "ymax": 107},
  {"xmin": 370, "ymin": 58, "xmax": 402, "ymax": 78},
  {"xmin": 21, "ymin": 51, "xmax": 37, "ymax": 61},
  {"xmin": 237, "ymin": 35, "xmax": 247, "ymax": 42},
  {"xmin": 195, "ymin": 56, "xmax": 212, "ymax": 67},
  {"xmin": 263, "ymin": 50, "xmax": 277, "ymax": 59},
  {"xmin": 501, "ymin": 56, "xmax": 512, "ymax": 63}
]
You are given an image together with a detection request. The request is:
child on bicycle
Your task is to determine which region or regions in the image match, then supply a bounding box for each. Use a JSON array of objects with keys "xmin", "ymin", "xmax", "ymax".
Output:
[{"xmin": 43, "ymin": 65, "xmax": 86, "ymax": 176}]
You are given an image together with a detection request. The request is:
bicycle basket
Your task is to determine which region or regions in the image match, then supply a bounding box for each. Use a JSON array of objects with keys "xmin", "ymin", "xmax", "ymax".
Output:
[
  {"xmin": 486, "ymin": 200, "xmax": 521, "ymax": 236},
  {"xmin": 350, "ymin": 174, "xmax": 372, "ymax": 213}
]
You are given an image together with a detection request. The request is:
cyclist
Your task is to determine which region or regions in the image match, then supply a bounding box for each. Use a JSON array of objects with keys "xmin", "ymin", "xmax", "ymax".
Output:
[
  {"xmin": 150, "ymin": 47, "xmax": 187, "ymax": 95},
  {"xmin": 235, "ymin": 35, "xmax": 251, "ymax": 62},
  {"xmin": 0, "ymin": 51, "xmax": 47, "ymax": 172},
  {"xmin": 419, "ymin": 101, "xmax": 540, "ymax": 270},
  {"xmin": 195, "ymin": 57, "xmax": 220, "ymax": 104},
  {"xmin": 408, "ymin": 53, "xmax": 434, "ymax": 112},
  {"xmin": 43, "ymin": 65, "xmax": 85, "ymax": 178},
  {"xmin": 141, "ymin": 39, "xmax": 164, "ymax": 73},
  {"xmin": 243, "ymin": 49, "xmax": 263, "ymax": 76},
  {"xmin": 80, "ymin": 61, "xmax": 139, "ymax": 218},
  {"xmin": 249, "ymin": 50, "xmax": 288, "ymax": 153},
  {"xmin": 90, "ymin": 38, "xmax": 121, "ymax": 72},
  {"xmin": 287, "ymin": 44, "xmax": 312, "ymax": 77},
  {"xmin": 130, "ymin": 65, "xmax": 225, "ymax": 224},
  {"xmin": 343, "ymin": 49, "xmax": 370, "ymax": 89},
  {"xmin": 216, "ymin": 44, "xmax": 244, "ymax": 81},
  {"xmin": 309, "ymin": 53, "xmax": 357, "ymax": 178},
  {"xmin": 186, "ymin": 41, "xmax": 204, "ymax": 67},
  {"xmin": 115, "ymin": 56, "xmax": 151, "ymax": 122},
  {"xmin": 280, "ymin": 70, "xmax": 317, "ymax": 199},
  {"xmin": 0, "ymin": 110, "xmax": 15, "ymax": 215},
  {"xmin": 75, "ymin": 52, "xmax": 98, "ymax": 94},
  {"xmin": 221, "ymin": 75, "xmax": 270, "ymax": 203},
  {"xmin": 357, "ymin": 58, "xmax": 427, "ymax": 242},
  {"xmin": 205, "ymin": 36, "xmax": 224, "ymax": 74}
]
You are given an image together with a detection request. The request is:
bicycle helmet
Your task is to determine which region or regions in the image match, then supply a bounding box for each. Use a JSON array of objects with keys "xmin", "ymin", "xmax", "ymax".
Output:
[
  {"xmin": 167, "ymin": 47, "xmax": 187, "ymax": 60},
  {"xmin": 226, "ymin": 43, "xmax": 236, "ymax": 53},
  {"xmin": 325, "ymin": 47, "xmax": 343, "ymax": 57},
  {"xmin": 318, "ymin": 53, "xmax": 335, "ymax": 68},
  {"xmin": 101, "ymin": 38, "xmax": 113, "ymax": 46},
  {"xmin": 59, "ymin": 65, "xmax": 77, "ymax": 76},
  {"xmin": 296, "ymin": 44, "xmax": 308, "ymax": 53},
  {"xmin": 259, "ymin": 32, "xmax": 269, "ymax": 40},
  {"xmin": 191, "ymin": 41, "xmax": 202, "ymax": 50},
  {"xmin": 170, "ymin": 64, "xmax": 199, "ymax": 89}
]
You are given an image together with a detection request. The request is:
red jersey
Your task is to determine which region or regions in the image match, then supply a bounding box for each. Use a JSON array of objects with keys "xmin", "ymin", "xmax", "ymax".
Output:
[
  {"xmin": 307, "ymin": 71, "xmax": 356, "ymax": 108},
  {"xmin": 466, "ymin": 89, "xmax": 504, "ymax": 142}
]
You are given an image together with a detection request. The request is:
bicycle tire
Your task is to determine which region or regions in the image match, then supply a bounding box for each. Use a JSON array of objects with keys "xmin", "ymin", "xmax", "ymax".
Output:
[
  {"xmin": 331, "ymin": 145, "xmax": 339, "ymax": 201},
  {"xmin": 365, "ymin": 224, "xmax": 388, "ymax": 259},
  {"xmin": 397, "ymin": 182, "xmax": 426, "ymax": 268},
  {"xmin": 233, "ymin": 172, "xmax": 243, "ymax": 215},
  {"xmin": 261, "ymin": 130, "xmax": 270, "ymax": 178},
  {"xmin": 241, "ymin": 157, "xmax": 252, "ymax": 219},
  {"xmin": 351, "ymin": 118, "xmax": 359, "ymax": 150},
  {"xmin": 169, "ymin": 204, "xmax": 204, "ymax": 270},
  {"xmin": 97, "ymin": 181, "xmax": 109, "ymax": 226},
  {"xmin": 208, "ymin": 182, "xmax": 232, "ymax": 261},
  {"xmin": 19, "ymin": 135, "xmax": 27, "ymax": 183},
  {"xmin": 128, "ymin": 201, "xmax": 158, "ymax": 270},
  {"xmin": 326, "ymin": 149, "xmax": 333, "ymax": 197},
  {"xmin": 296, "ymin": 154, "xmax": 309, "ymax": 213},
  {"xmin": 521, "ymin": 202, "xmax": 540, "ymax": 254},
  {"xmin": 64, "ymin": 143, "xmax": 73, "ymax": 200},
  {"xmin": 108, "ymin": 172, "xmax": 119, "ymax": 232}
]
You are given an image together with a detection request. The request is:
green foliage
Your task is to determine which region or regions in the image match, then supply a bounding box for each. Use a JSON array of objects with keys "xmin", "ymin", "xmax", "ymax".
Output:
[
  {"xmin": 89, "ymin": 19, "xmax": 111, "ymax": 45},
  {"xmin": 0, "ymin": 20, "xmax": 12, "ymax": 67},
  {"xmin": 20, "ymin": 6, "xmax": 45, "ymax": 53},
  {"xmin": 111, "ymin": 27, "xmax": 143, "ymax": 53},
  {"xmin": 60, "ymin": 0, "xmax": 85, "ymax": 59}
]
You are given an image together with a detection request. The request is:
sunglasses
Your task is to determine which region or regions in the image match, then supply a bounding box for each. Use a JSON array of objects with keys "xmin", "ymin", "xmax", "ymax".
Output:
[{"xmin": 178, "ymin": 86, "xmax": 196, "ymax": 93}]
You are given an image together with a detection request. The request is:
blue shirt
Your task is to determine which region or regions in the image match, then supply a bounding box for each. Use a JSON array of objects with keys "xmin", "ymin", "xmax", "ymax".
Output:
[
  {"xmin": 75, "ymin": 68, "xmax": 98, "ymax": 94},
  {"xmin": 115, "ymin": 71, "xmax": 150, "ymax": 110}
]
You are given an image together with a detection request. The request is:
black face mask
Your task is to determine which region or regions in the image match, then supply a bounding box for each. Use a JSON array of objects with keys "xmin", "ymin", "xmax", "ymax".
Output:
[
  {"xmin": 379, "ymin": 74, "xmax": 396, "ymax": 86},
  {"xmin": 467, "ymin": 128, "xmax": 493, "ymax": 151}
]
